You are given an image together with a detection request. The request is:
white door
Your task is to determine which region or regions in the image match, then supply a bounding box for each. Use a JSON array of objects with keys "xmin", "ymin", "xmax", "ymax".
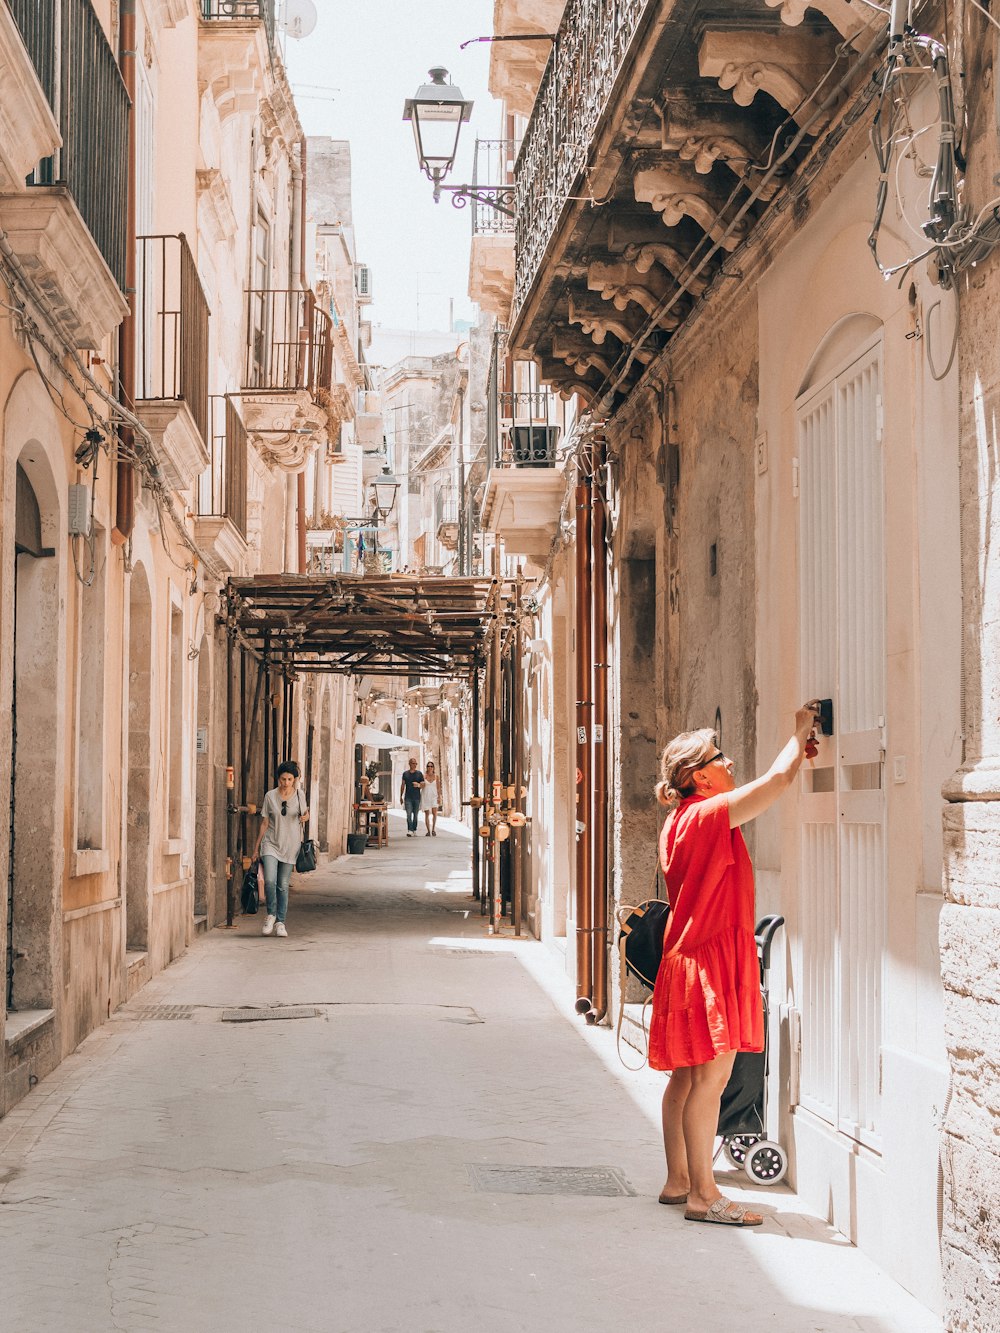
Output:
[{"xmin": 797, "ymin": 339, "xmax": 886, "ymax": 1152}]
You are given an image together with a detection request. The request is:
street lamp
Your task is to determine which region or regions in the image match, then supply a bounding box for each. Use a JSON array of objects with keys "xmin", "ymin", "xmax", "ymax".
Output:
[
  {"xmin": 371, "ymin": 467, "xmax": 400, "ymax": 519},
  {"xmin": 403, "ymin": 68, "xmax": 514, "ymax": 217}
]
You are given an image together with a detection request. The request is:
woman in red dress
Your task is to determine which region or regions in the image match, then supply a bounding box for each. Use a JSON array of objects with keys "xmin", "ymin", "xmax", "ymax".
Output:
[{"xmin": 649, "ymin": 702, "xmax": 819, "ymax": 1226}]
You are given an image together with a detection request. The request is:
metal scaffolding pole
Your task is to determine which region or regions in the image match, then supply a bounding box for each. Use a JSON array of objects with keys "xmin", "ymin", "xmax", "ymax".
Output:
[{"xmin": 225, "ymin": 626, "xmax": 237, "ymax": 928}]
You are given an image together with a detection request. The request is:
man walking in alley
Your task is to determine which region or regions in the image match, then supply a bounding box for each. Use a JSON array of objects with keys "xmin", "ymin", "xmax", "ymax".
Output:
[{"xmin": 400, "ymin": 756, "xmax": 424, "ymax": 837}]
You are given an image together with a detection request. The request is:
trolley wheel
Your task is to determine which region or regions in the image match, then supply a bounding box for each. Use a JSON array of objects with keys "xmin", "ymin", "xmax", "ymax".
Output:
[
  {"xmin": 743, "ymin": 1139, "xmax": 788, "ymax": 1186},
  {"xmin": 723, "ymin": 1134, "xmax": 759, "ymax": 1169}
]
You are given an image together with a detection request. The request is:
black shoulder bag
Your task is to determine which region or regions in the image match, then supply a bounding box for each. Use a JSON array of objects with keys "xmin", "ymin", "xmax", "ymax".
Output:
[
  {"xmin": 296, "ymin": 794, "xmax": 316, "ymax": 873},
  {"xmin": 615, "ymin": 864, "xmax": 670, "ymax": 1069}
]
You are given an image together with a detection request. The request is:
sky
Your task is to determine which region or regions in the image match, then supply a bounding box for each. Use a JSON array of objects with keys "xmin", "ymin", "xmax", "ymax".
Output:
[{"xmin": 281, "ymin": 0, "xmax": 498, "ymax": 335}]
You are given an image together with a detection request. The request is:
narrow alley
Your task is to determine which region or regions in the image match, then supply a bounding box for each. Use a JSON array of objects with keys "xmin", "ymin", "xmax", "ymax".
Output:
[{"xmin": 0, "ymin": 818, "xmax": 937, "ymax": 1333}]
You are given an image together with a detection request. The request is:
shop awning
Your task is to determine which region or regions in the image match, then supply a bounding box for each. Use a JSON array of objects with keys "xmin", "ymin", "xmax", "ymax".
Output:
[{"xmin": 354, "ymin": 724, "xmax": 422, "ymax": 750}]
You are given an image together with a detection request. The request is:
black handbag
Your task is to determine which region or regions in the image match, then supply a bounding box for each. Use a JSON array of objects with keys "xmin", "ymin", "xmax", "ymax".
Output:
[
  {"xmin": 295, "ymin": 838, "xmax": 316, "ymax": 873},
  {"xmin": 615, "ymin": 866, "xmax": 670, "ymax": 1069},
  {"xmin": 241, "ymin": 860, "xmax": 260, "ymax": 914}
]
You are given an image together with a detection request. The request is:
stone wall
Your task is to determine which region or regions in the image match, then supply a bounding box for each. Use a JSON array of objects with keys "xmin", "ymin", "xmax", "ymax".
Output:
[{"xmin": 942, "ymin": 26, "xmax": 1000, "ymax": 1328}]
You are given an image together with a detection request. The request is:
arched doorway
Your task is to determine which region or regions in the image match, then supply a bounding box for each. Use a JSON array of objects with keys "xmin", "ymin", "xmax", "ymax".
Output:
[
  {"xmin": 193, "ymin": 635, "xmax": 211, "ymax": 920},
  {"xmin": 126, "ymin": 565, "xmax": 153, "ymax": 952},
  {"xmin": 7, "ymin": 454, "xmax": 59, "ymax": 1012}
]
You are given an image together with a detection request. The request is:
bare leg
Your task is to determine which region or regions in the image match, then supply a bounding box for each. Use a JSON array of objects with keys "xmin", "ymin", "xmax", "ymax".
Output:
[
  {"xmin": 683, "ymin": 1049, "xmax": 738, "ymax": 1212},
  {"xmin": 661, "ymin": 1067, "xmax": 692, "ymax": 1199}
]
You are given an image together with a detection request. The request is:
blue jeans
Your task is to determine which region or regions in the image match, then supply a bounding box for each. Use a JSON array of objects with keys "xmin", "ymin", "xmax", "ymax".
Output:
[
  {"xmin": 404, "ymin": 797, "xmax": 421, "ymax": 832},
  {"xmin": 261, "ymin": 855, "xmax": 293, "ymax": 922}
]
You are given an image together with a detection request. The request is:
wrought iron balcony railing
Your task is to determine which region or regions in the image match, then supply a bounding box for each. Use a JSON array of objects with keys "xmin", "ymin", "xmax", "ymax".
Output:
[
  {"xmin": 486, "ymin": 329, "xmax": 561, "ymax": 474},
  {"xmin": 244, "ymin": 289, "xmax": 334, "ymax": 399},
  {"xmin": 135, "ymin": 234, "xmax": 210, "ymax": 446},
  {"xmin": 8, "ymin": 0, "xmax": 129, "ymax": 290},
  {"xmin": 197, "ymin": 395, "xmax": 248, "ymax": 538},
  {"xmin": 512, "ymin": 0, "xmax": 653, "ymax": 325},
  {"xmin": 471, "ymin": 139, "xmax": 517, "ymax": 238},
  {"xmin": 201, "ymin": 0, "xmax": 276, "ymax": 49}
]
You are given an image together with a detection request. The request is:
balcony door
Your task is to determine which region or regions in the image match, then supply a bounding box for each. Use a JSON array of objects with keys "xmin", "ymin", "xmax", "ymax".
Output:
[{"xmin": 797, "ymin": 336, "xmax": 887, "ymax": 1152}]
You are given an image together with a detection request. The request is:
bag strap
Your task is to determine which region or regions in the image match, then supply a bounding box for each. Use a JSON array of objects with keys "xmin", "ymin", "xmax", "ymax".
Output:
[{"xmin": 615, "ymin": 908, "xmax": 653, "ymax": 1072}]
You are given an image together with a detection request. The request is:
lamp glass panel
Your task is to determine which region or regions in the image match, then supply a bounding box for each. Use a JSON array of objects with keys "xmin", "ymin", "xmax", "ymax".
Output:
[{"xmin": 413, "ymin": 102, "xmax": 464, "ymax": 172}]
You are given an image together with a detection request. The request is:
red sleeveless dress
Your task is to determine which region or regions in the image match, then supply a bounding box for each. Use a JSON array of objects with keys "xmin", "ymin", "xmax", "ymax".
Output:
[{"xmin": 647, "ymin": 793, "xmax": 763, "ymax": 1070}]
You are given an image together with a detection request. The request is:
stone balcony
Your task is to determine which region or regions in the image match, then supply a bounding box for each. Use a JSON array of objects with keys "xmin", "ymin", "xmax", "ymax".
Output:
[
  {"xmin": 481, "ymin": 458, "xmax": 566, "ymax": 561},
  {"xmin": 509, "ymin": 0, "xmax": 879, "ymax": 410},
  {"xmin": 0, "ymin": 188, "xmax": 127, "ymax": 348}
]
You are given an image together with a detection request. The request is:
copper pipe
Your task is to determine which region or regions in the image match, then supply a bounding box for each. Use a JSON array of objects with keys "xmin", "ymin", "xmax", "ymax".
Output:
[
  {"xmin": 512, "ymin": 569, "xmax": 524, "ymax": 936},
  {"xmin": 574, "ymin": 447, "xmax": 594, "ymax": 1009},
  {"xmin": 112, "ymin": 0, "xmax": 137, "ymax": 545},
  {"xmin": 471, "ymin": 663, "xmax": 481, "ymax": 901},
  {"xmin": 297, "ymin": 471, "xmax": 307, "ymax": 573},
  {"xmin": 590, "ymin": 435, "xmax": 609, "ymax": 1021},
  {"xmin": 298, "ymin": 139, "xmax": 309, "ymax": 290}
]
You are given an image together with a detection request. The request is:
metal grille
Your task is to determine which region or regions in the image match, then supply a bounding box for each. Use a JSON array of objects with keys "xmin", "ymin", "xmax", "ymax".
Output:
[
  {"xmin": 468, "ymin": 1164, "xmax": 635, "ymax": 1197},
  {"xmin": 127, "ymin": 1005, "xmax": 195, "ymax": 1020},
  {"xmin": 201, "ymin": 0, "xmax": 276, "ymax": 49},
  {"xmin": 244, "ymin": 289, "xmax": 334, "ymax": 396},
  {"xmin": 221, "ymin": 1006, "xmax": 320, "ymax": 1022},
  {"xmin": 198, "ymin": 396, "xmax": 248, "ymax": 538},
  {"xmin": 512, "ymin": 0, "xmax": 654, "ymax": 324},
  {"xmin": 135, "ymin": 235, "xmax": 210, "ymax": 446},
  {"xmin": 10, "ymin": 0, "xmax": 129, "ymax": 291},
  {"xmin": 471, "ymin": 139, "xmax": 516, "ymax": 236}
]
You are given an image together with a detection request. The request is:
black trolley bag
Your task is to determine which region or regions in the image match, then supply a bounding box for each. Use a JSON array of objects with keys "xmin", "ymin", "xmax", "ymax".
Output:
[{"xmin": 715, "ymin": 914, "xmax": 789, "ymax": 1185}]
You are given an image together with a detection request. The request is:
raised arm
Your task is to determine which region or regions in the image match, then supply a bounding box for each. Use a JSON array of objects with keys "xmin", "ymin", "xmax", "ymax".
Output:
[{"xmin": 726, "ymin": 703, "xmax": 820, "ymax": 830}]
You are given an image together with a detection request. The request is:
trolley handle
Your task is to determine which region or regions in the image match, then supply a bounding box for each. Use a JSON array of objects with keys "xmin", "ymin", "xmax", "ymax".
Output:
[{"xmin": 754, "ymin": 914, "xmax": 785, "ymax": 971}]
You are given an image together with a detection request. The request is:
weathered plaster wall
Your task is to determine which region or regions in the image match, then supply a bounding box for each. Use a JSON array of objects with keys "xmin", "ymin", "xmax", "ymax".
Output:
[{"xmin": 941, "ymin": 25, "xmax": 1000, "ymax": 1331}]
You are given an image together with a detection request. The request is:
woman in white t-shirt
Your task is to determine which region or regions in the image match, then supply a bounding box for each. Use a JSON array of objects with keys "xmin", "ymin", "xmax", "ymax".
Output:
[{"xmin": 422, "ymin": 761, "xmax": 440, "ymax": 837}]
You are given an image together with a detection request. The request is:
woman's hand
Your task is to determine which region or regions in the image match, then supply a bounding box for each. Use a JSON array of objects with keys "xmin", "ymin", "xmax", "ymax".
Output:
[
  {"xmin": 795, "ymin": 700, "xmax": 821, "ymax": 736},
  {"xmin": 300, "ymin": 808, "xmax": 310, "ymax": 823}
]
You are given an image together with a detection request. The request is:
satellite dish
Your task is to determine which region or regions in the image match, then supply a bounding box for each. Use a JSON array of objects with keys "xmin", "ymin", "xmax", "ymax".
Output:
[{"xmin": 282, "ymin": 0, "xmax": 317, "ymax": 39}]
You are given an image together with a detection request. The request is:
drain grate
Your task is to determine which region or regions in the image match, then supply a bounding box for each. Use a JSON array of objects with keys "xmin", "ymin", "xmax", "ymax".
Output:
[
  {"xmin": 467, "ymin": 1164, "xmax": 635, "ymax": 1197},
  {"xmin": 221, "ymin": 1006, "xmax": 321, "ymax": 1023},
  {"xmin": 127, "ymin": 1006, "xmax": 195, "ymax": 1021}
]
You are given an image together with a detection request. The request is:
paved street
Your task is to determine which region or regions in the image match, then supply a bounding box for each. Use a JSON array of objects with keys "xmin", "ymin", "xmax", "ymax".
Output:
[{"xmin": 0, "ymin": 813, "xmax": 939, "ymax": 1333}]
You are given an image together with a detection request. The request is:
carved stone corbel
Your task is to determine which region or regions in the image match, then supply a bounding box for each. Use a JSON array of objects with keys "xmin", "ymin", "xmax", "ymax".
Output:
[
  {"xmin": 676, "ymin": 136, "xmax": 779, "ymax": 200},
  {"xmin": 633, "ymin": 168, "xmax": 748, "ymax": 251},
  {"xmin": 619, "ymin": 242, "xmax": 709, "ymax": 296},
  {"xmin": 586, "ymin": 260, "xmax": 682, "ymax": 328},
  {"xmin": 765, "ymin": 0, "xmax": 871, "ymax": 45},
  {"xmin": 567, "ymin": 294, "xmax": 653, "ymax": 356},
  {"xmin": 698, "ymin": 31, "xmax": 840, "ymax": 129},
  {"xmin": 550, "ymin": 333, "xmax": 614, "ymax": 382}
]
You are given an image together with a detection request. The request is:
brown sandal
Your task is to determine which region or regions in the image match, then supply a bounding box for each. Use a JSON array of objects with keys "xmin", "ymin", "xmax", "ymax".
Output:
[
  {"xmin": 684, "ymin": 1198, "xmax": 763, "ymax": 1226},
  {"xmin": 658, "ymin": 1193, "xmax": 689, "ymax": 1205}
]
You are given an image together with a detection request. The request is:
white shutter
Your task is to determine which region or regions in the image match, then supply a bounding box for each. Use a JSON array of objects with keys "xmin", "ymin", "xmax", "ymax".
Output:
[{"xmin": 797, "ymin": 339, "xmax": 886, "ymax": 1149}]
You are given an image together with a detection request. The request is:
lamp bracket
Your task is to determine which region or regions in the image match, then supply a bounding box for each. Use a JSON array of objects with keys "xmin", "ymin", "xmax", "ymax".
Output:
[{"xmin": 432, "ymin": 182, "xmax": 516, "ymax": 217}]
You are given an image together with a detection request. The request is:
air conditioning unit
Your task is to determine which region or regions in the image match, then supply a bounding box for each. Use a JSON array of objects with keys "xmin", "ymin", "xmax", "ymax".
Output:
[{"xmin": 355, "ymin": 263, "xmax": 373, "ymax": 303}]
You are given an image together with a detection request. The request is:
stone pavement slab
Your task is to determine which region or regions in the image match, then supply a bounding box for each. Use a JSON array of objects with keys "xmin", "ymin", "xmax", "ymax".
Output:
[{"xmin": 0, "ymin": 813, "xmax": 941, "ymax": 1332}]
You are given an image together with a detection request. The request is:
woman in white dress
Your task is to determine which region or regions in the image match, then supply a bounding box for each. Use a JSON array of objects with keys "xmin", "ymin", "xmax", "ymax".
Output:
[{"xmin": 422, "ymin": 761, "xmax": 440, "ymax": 837}]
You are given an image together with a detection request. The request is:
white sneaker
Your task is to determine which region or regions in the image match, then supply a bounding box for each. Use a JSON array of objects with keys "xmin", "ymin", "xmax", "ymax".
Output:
[
  {"xmin": 275, "ymin": 922, "xmax": 287, "ymax": 938},
  {"xmin": 262, "ymin": 915, "xmax": 276, "ymax": 936}
]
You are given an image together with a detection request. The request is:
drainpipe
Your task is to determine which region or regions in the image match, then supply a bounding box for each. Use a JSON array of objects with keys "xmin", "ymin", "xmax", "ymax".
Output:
[
  {"xmin": 297, "ymin": 471, "xmax": 307, "ymax": 573},
  {"xmin": 112, "ymin": 0, "xmax": 137, "ymax": 545},
  {"xmin": 573, "ymin": 443, "xmax": 594, "ymax": 1013},
  {"xmin": 588, "ymin": 433, "xmax": 609, "ymax": 1023}
]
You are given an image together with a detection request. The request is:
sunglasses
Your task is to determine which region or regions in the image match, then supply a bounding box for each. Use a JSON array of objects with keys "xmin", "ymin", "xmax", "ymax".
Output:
[
  {"xmin": 281, "ymin": 800, "xmax": 288, "ymax": 816},
  {"xmin": 691, "ymin": 750, "xmax": 725, "ymax": 772}
]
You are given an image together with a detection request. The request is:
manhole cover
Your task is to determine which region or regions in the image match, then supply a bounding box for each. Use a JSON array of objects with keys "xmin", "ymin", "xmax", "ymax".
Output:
[
  {"xmin": 127, "ymin": 1006, "xmax": 195, "ymax": 1020},
  {"xmin": 467, "ymin": 1164, "xmax": 635, "ymax": 1197},
  {"xmin": 221, "ymin": 1006, "xmax": 321, "ymax": 1023}
]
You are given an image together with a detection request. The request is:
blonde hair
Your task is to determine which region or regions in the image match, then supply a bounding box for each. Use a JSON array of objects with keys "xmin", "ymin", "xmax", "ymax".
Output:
[{"xmin": 654, "ymin": 728, "xmax": 718, "ymax": 809}]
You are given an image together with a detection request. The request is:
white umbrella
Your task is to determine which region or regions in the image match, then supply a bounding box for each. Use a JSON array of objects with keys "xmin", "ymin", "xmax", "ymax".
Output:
[{"xmin": 354, "ymin": 724, "xmax": 422, "ymax": 750}]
